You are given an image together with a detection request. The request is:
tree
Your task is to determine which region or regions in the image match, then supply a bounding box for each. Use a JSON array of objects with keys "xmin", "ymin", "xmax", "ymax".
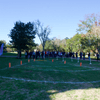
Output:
[
  {"xmin": 0, "ymin": 40, "xmax": 6, "ymax": 46},
  {"xmin": 26, "ymin": 39, "xmax": 37, "ymax": 52},
  {"xmin": 60, "ymin": 39, "xmax": 67, "ymax": 51},
  {"xmin": 70, "ymin": 33, "xmax": 82, "ymax": 52},
  {"xmin": 47, "ymin": 38, "xmax": 62, "ymax": 51},
  {"xmin": 36, "ymin": 44, "xmax": 43, "ymax": 51},
  {"xmin": 65, "ymin": 37, "xmax": 69, "ymax": 40},
  {"xmin": 66, "ymin": 39, "xmax": 73, "ymax": 52},
  {"xmin": 77, "ymin": 13, "xmax": 100, "ymax": 33},
  {"xmin": 86, "ymin": 26, "xmax": 100, "ymax": 54},
  {"xmin": 77, "ymin": 13, "xmax": 100, "ymax": 54},
  {"xmin": 44, "ymin": 40, "xmax": 53, "ymax": 51},
  {"xmin": 9, "ymin": 21, "xmax": 36, "ymax": 58},
  {"xmin": 0, "ymin": 40, "xmax": 6, "ymax": 52},
  {"xmin": 35, "ymin": 20, "xmax": 51, "ymax": 58}
]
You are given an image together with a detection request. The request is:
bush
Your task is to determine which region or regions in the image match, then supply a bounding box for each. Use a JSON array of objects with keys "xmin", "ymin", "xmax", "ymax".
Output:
[{"xmin": 6, "ymin": 48, "xmax": 12, "ymax": 52}]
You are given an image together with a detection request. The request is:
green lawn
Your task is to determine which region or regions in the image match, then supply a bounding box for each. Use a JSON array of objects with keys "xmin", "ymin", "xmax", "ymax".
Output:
[
  {"xmin": 3, "ymin": 52, "xmax": 25, "ymax": 56},
  {"xmin": 0, "ymin": 57, "xmax": 100, "ymax": 100}
]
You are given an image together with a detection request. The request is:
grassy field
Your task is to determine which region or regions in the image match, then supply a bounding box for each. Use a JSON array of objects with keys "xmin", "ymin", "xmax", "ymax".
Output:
[
  {"xmin": 3, "ymin": 52, "xmax": 25, "ymax": 56},
  {"xmin": 0, "ymin": 56, "xmax": 100, "ymax": 100}
]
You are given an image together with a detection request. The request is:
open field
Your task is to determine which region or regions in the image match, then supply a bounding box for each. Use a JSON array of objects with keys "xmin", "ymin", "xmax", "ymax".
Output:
[
  {"xmin": 3, "ymin": 52, "xmax": 25, "ymax": 56},
  {"xmin": 0, "ymin": 56, "xmax": 100, "ymax": 100}
]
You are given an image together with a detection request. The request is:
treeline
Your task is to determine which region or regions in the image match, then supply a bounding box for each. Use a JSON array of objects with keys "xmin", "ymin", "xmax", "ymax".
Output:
[
  {"xmin": 37, "ymin": 13, "xmax": 100, "ymax": 56},
  {"xmin": 1, "ymin": 13, "xmax": 100, "ymax": 57},
  {"xmin": 36, "ymin": 32, "xmax": 99, "ymax": 56}
]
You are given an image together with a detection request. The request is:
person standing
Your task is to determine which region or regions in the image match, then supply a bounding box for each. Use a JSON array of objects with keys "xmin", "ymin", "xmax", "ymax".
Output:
[
  {"xmin": 97, "ymin": 53, "xmax": 99, "ymax": 61},
  {"xmin": 38, "ymin": 50, "xmax": 41, "ymax": 58},
  {"xmin": 73, "ymin": 52, "xmax": 75, "ymax": 58},
  {"xmin": 30, "ymin": 51, "xmax": 32, "ymax": 59},
  {"xmin": 88, "ymin": 52, "xmax": 90, "ymax": 60},
  {"xmin": 83, "ymin": 52, "xmax": 85, "ymax": 60},
  {"xmin": 42, "ymin": 51, "xmax": 44, "ymax": 59},
  {"xmin": 32, "ymin": 51, "xmax": 35, "ymax": 59},
  {"xmin": 28, "ymin": 51, "xmax": 30, "ymax": 59},
  {"xmin": 25, "ymin": 51, "xmax": 27, "ymax": 59},
  {"xmin": 26, "ymin": 51, "xmax": 28, "ymax": 59},
  {"xmin": 36, "ymin": 51, "xmax": 38, "ymax": 59},
  {"xmin": 76, "ymin": 52, "xmax": 78, "ymax": 58}
]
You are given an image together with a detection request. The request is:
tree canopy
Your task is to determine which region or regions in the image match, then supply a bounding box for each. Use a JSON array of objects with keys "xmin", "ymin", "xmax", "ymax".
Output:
[
  {"xmin": 9, "ymin": 21, "xmax": 36, "ymax": 58},
  {"xmin": 0, "ymin": 40, "xmax": 6, "ymax": 52},
  {"xmin": 77, "ymin": 13, "xmax": 100, "ymax": 54}
]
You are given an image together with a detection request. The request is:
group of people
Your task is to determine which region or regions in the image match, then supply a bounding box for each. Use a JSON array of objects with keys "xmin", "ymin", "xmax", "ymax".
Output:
[
  {"xmin": 68, "ymin": 52, "xmax": 99, "ymax": 61},
  {"xmin": 25, "ymin": 50, "xmax": 99, "ymax": 61},
  {"xmin": 25, "ymin": 50, "xmax": 66, "ymax": 59},
  {"xmin": 25, "ymin": 51, "xmax": 40, "ymax": 59},
  {"xmin": 65, "ymin": 52, "xmax": 86, "ymax": 59}
]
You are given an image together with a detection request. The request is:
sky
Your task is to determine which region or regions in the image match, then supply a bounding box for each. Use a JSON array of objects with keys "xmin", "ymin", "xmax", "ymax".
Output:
[{"xmin": 0, "ymin": 0, "xmax": 100, "ymax": 45}]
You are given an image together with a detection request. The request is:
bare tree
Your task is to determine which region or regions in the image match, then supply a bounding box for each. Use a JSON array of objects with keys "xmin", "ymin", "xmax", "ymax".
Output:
[{"xmin": 35, "ymin": 20, "xmax": 51, "ymax": 58}]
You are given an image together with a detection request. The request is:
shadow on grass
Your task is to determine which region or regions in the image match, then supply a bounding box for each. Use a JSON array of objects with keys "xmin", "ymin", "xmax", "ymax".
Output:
[{"xmin": 0, "ymin": 78, "xmax": 100, "ymax": 100}]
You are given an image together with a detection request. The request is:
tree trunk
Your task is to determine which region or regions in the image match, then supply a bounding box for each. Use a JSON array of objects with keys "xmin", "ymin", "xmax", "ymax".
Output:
[
  {"xmin": 17, "ymin": 50, "xmax": 21, "ymax": 59},
  {"xmin": 43, "ymin": 45, "xmax": 44, "ymax": 52}
]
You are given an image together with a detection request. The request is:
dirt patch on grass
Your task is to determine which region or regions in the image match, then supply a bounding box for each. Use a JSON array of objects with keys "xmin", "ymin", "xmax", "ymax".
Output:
[{"xmin": 50, "ymin": 88, "xmax": 100, "ymax": 100}]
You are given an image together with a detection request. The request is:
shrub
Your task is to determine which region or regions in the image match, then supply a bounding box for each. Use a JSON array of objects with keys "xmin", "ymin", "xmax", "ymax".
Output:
[{"xmin": 6, "ymin": 48, "xmax": 12, "ymax": 52}]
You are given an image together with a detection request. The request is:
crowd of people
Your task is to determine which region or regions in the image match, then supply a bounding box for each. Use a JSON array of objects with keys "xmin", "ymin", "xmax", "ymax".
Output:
[
  {"xmin": 25, "ymin": 50, "xmax": 66, "ymax": 59},
  {"xmin": 25, "ymin": 50, "xmax": 99, "ymax": 61}
]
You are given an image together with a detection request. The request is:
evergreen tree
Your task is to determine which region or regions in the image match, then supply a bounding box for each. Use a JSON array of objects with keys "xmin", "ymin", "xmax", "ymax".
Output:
[{"xmin": 9, "ymin": 21, "xmax": 36, "ymax": 58}]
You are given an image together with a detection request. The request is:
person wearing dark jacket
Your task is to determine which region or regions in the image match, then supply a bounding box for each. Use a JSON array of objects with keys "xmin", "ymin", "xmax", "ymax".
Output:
[
  {"xmin": 30, "ymin": 51, "xmax": 32, "ymax": 59},
  {"xmin": 97, "ymin": 53, "xmax": 99, "ymax": 61},
  {"xmin": 88, "ymin": 52, "xmax": 90, "ymax": 60},
  {"xmin": 76, "ymin": 52, "xmax": 78, "ymax": 58},
  {"xmin": 25, "ymin": 51, "xmax": 27, "ymax": 59},
  {"xmin": 42, "ymin": 51, "xmax": 44, "ymax": 59},
  {"xmin": 36, "ymin": 51, "xmax": 38, "ymax": 59},
  {"xmin": 80, "ymin": 52, "xmax": 82, "ymax": 59},
  {"xmin": 83, "ymin": 52, "xmax": 85, "ymax": 60},
  {"xmin": 32, "ymin": 51, "xmax": 35, "ymax": 59}
]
